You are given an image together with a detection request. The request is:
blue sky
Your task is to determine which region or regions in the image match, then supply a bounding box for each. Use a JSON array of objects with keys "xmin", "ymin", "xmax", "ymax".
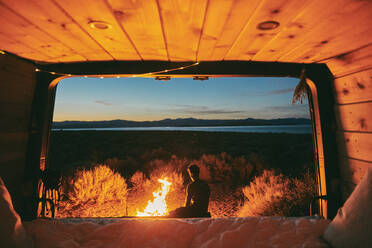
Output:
[{"xmin": 53, "ymin": 76, "xmax": 309, "ymax": 121}]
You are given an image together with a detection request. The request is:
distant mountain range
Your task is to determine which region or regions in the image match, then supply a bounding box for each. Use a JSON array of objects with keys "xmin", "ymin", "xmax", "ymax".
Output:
[{"xmin": 53, "ymin": 118, "xmax": 311, "ymax": 129}]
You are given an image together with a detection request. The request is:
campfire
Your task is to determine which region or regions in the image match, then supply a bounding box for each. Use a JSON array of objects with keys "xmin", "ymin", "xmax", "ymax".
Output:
[
  {"xmin": 55, "ymin": 166, "xmax": 186, "ymax": 218},
  {"xmin": 136, "ymin": 178, "xmax": 172, "ymax": 216}
]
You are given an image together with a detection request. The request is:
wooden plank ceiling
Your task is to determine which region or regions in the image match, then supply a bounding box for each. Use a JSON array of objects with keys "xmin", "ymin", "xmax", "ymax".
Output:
[{"xmin": 0, "ymin": 0, "xmax": 371, "ymax": 64}]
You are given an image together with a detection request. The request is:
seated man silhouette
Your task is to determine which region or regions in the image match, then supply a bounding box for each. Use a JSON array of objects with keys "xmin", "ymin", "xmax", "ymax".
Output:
[{"xmin": 168, "ymin": 164, "xmax": 210, "ymax": 218}]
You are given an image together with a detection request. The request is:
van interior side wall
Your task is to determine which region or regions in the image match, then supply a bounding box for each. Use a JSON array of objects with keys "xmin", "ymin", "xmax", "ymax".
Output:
[
  {"xmin": 0, "ymin": 54, "xmax": 36, "ymax": 218},
  {"xmin": 325, "ymin": 44, "xmax": 372, "ymax": 201}
]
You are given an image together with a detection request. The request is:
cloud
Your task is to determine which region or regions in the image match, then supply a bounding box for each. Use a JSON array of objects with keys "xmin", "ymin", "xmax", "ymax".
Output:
[
  {"xmin": 182, "ymin": 109, "xmax": 246, "ymax": 115},
  {"xmin": 265, "ymin": 104, "xmax": 308, "ymax": 112},
  {"xmin": 267, "ymin": 88, "xmax": 294, "ymax": 95},
  {"xmin": 240, "ymin": 88, "xmax": 294, "ymax": 97},
  {"xmin": 261, "ymin": 104, "xmax": 309, "ymax": 118},
  {"xmin": 167, "ymin": 104, "xmax": 246, "ymax": 116},
  {"xmin": 94, "ymin": 100, "xmax": 113, "ymax": 106},
  {"xmin": 161, "ymin": 102, "xmax": 309, "ymax": 119}
]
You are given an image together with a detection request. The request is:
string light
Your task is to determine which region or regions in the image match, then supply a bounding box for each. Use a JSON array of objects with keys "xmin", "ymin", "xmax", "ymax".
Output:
[
  {"xmin": 0, "ymin": 49, "xmax": 201, "ymax": 81},
  {"xmin": 32, "ymin": 61, "xmax": 200, "ymax": 79}
]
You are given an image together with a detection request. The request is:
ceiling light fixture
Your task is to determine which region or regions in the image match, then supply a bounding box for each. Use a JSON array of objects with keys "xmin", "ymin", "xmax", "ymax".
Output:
[
  {"xmin": 89, "ymin": 21, "xmax": 112, "ymax": 30},
  {"xmin": 155, "ymin": 76, "xmax": 171, "ymax": 81},
  {"xmin": 193, "ymin": 76, "xmax": 209, "ymax": 81},
  {"xmin": 257, "ymin": 21, "xmax": 280, "ymax": 30}
]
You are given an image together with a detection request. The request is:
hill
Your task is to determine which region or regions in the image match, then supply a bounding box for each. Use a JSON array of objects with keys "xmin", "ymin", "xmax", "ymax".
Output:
[{"xmin": 53, "ymin": 117, "xmax": 311, "ymax": 129}]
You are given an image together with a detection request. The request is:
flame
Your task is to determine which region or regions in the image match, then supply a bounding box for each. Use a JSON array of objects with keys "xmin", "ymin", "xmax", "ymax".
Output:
[{"xmin": 136, "ymin": 178, "xmax": 172, "ymax": 216}]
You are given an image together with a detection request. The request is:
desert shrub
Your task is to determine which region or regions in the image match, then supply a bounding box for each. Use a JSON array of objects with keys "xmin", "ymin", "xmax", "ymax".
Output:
[
  {"xmin": 238, "ymin": 170, "xmax": 317, "ymax": 217},
  {"xmin": 209, "ymin": 184, "xmax": 242, "ymax": 217},
  {"xmin": 191, "ymin": 153, "xmax": 254, "ymax": 185},
  {"xmin": 127, "ymin": 171, "xmax": 151, "ymax": 215},
  {"xmin": 263, "ymin": 170, "xmax": 317, "ymax": 216},
  {"xmin": 238, "ymin": 170, "xmax": 288, "ymax": 216},
  {"xmin": 57, "ymin": 165, "xmax": 128, "ymax": 217}
]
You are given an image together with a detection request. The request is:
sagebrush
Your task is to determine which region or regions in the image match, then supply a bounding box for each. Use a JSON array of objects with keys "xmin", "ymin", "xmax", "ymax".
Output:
[
  {"xmin": 56, "ymin": 153, "xmax": 316, "ymax": 218},
  {"xmin": 238, "ymin": 170, "xmax": 317, "ymax": 217},
  {"xmin": 57, "ymin": 165, "xmax": 128, "ymax": 217}
]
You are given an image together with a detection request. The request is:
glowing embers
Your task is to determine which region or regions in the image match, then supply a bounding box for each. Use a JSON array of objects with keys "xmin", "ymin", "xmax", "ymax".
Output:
[{"xmin": 136, "ymin": 178, "xmax": 172, "ymax": 216}]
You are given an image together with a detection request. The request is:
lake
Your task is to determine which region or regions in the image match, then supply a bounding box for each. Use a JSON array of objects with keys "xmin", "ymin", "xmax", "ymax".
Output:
[{"xmin": 52, "ymin": 124, "xmax": 312, "ymax": 134}]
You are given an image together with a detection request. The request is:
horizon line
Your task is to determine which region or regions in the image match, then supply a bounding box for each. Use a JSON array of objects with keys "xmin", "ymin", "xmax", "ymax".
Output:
[{"xmin": 53, "ymin": 117, "xmax": 311, "ymax": 123}]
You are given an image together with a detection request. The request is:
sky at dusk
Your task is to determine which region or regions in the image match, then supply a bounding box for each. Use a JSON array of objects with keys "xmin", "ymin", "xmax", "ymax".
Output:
[{"xmin": 53, "ymin": 76, "xmax": 309, "ymax": 122}]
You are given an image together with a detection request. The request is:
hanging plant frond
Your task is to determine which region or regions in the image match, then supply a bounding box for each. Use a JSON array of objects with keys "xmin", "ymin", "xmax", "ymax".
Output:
[{"xmin": 292, "ymin": 68, "xmax": 308, "ymax": 104}]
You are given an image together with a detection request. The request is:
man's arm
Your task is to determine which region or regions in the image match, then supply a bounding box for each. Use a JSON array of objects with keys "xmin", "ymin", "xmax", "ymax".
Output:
[{"xmin": 185, "ymin": 184, "xmax": 192, "ymax": 207}]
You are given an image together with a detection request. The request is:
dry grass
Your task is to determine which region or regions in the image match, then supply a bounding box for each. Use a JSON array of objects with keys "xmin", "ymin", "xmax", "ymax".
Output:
[
  {"xmin": 57, "ymin": 165, "xmax": 128, "ymax": 217},
  {"xmin": 55, "ymin": 154, "xmax": 316, "ymax": 218},
  {"xmin": 238, "ymin": 170, "xmax": 317, "ymax": 217},
  {"xmin": 238, "ymin": 170, "xmax": 288, "ymax": 216},
  {"xmin": 209, "ymin": 184, "xmax": 242, "ymax": 217}
]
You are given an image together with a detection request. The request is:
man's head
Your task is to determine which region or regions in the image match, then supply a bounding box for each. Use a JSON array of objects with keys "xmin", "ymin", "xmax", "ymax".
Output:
[{"xmin": 187, "ymin": 164, "xmax": 200, "ymax": 181}]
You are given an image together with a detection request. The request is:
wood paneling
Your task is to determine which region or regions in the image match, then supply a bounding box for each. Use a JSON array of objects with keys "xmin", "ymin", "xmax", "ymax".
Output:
[
  {"xmin": 225, "ymin": 0, "xmax": 313, "ymax": 60},
  {"xmin": 157, "ymin": 0, "xmax": 208, "ymax": 61},
  {"xmin": 340, "ymin": 180, "xmax": 356, "ymax": 201},
  {"xmin": 0, "ymin": 3, "xmax": 84, "ymax": 62},
  {"xmin": 325, "ymin": 44, "xmax": 372, "ymax": 77},
  {"xmin": 339, "ymin": 158, "xmax": 372, "ymax": 200},
  {"xmin": 339, "ymin": 157, "xmax": 372, "ymax": 185},
  {"xmin": 107, "ymin": 0, "xmax": 168, "ymax": 60},
  {"xmin": 279, "ymin": 0, "xmax": 372, "ymax": 63},
  {"xmin": 0, "ymin": 156, "xmax": 26, "ymax": 184},
  {"xmin": 0, "ymin": 104, "xmax": 32, "ymax": 132},
  {"xmin": 0, "ymin": 62, "xmax": 35, "ymax": 79},
  {"xmin": 0, "ymin": 53, "xmax": 36, "ymax": 76},
  {"xmin": 0, "ymin": 151, "xmax": 26, "ymax": 164},
  {"xmin": 0, "ymin": 33, "xmax": 51, "ymax": 62},
  {"xmin": 1, "ymin": 0, "xmax": 112, "ymax": 61},
  {"xmin": 0, "ymin": 0, "xmax": 371, "ymax": 65},
  {"xmin": 336, "ymin": 102, "xmax": 372, "ymax": 132},
  {"xmin": 197, "ymin": 0, "xmax": 261, "ymax": 61},
  {"xmin": 53, "ymin": 0, "xmax": 140, "ymax": 60},
  {"xmin": 0, "ymin": 73, "xmax": 36, "ymax": 104},
  {"xmin": 337, "ymin": 131, "xmax": 372, "ymax": 163},
  {"xmin": 0, "ymin": 132, "xmax": 29, "ymax": 156},
  {"xmin": 333, "ymin": 69, "xmax": 372, "ymax": 104},
  {"xmin": 0, "ymin": 54, "xmax": 36, "ymax": 214},
  {"xmin": 253, "ymin": 0, "xmax": 351, "ymax": 61},
  {"xmin": 333, "ymin": 65, "xmax": 372, "ymax": 201},
  {"xmin": 0, "ymin": 155, "xmax": 27, "ymax": 212}
]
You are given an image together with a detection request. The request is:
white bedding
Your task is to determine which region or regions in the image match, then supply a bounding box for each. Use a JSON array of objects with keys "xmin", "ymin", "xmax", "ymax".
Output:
[{"xmin": 24, "ymin": 217, "xmax": 330, "ymax": 248}]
